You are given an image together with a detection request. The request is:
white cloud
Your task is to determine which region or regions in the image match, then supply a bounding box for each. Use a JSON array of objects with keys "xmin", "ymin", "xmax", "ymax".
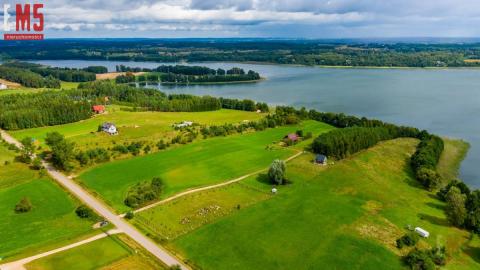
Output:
[{"xmin": 13, "ymin": 0, "xmax": 480, "ymax": 37}]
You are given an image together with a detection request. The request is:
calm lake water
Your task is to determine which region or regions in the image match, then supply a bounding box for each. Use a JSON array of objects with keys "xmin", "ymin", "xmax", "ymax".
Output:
[{"xmin": 33, "ymin": 60, "xmax": 480, "ymax": 188}]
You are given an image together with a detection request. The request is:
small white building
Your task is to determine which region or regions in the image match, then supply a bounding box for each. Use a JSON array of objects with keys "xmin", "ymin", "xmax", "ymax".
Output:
[
  {"xmin": 101, "ymin": 122, "xmax": 118, "ymax": 135},
  {"xmin": 173, "ymin": 121, "xmax": 193, "ymax": 128},
  {"xmin": 414, "ymin": 227, "xmax": 430, "ymax": 238},
  {"xmin": 0, "ymin": 83, "xmax": 7, "ymax": 90}
]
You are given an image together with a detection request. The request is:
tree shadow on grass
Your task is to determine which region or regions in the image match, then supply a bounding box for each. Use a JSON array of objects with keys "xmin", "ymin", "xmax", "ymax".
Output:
[
  {"xmin": 256, "ymin": 173, "xmax": 271, "ymax": 186},
  {"xmin": 256, "ymin": 173, "xmax": 291, "ymax": 186},
  {"xmin": 425, "ymin": 202, "xmax": 445, "ymax": 211},
  {"xmin": 463, "ymin": 244, "xmax": 480, "ymax": 264},
  {"xmin": 418, "ymin": 213, "xmax": 450, "ymax": 227}
]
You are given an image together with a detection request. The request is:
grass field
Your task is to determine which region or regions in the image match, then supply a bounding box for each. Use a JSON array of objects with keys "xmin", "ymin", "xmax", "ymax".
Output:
[
  {"xmin": 437, "ymin": 138, "xmax": 470, "ymax": 181},
  {"xmin": 25, "ymin": 236, "xmax": 131, "ymax": 270},
  {"xmin": 135, "ymin": 182, "xmax": 272, "ymax": 240},
  {"xmin": 78, "ymin": 120, "xmax": 334, "ymax": 212},
  {"xmin": 24, "ymin": 234, "xmax": 166, "ymax": 270},
  {"xmin": 11, "ymin": 107, "xmax": 266, "ymax": 150},
  {"xmin": 169, "ymin": 138, "xmax": 479, "ymax": 270},
  {"xmin": 0, "ymin": 143, "xmax": 93, "ymax": 261}
]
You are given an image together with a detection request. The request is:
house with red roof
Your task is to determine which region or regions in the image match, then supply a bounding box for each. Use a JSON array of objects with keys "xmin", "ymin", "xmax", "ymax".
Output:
[{"xmin": 92, "ymin": 105, "xmax": 105, "ymax": 114}]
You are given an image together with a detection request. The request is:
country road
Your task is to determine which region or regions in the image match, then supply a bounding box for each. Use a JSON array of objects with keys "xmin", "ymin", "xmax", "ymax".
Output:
[{"xmin": 0, "ymin": 130, "xmax": 188, "ymax": 270}]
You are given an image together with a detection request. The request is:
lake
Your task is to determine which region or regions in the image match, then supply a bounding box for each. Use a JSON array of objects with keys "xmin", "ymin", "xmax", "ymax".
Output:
[{"xmin": 32, "ymin": 60, "xmax": 480, "ymax": 188}]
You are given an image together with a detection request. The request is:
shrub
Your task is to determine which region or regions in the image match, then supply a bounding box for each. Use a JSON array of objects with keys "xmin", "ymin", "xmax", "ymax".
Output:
[
  {"xmin": 416, "ymin": 168, "xmax": 442, "ymax": 190},
  {"xmin": 396, "ymin": 232, "xmax": 420, "ymax": 249},
  {"xmin": 75, "ymin": 205, "xmax": 95, "ymax": 219},
  {"xmin": 124, "ymin": 177, "xmax": 165, "ymax": 208},
  {"xmin": 31, "ymin": 157, "xmax": 43, "ymax": 170},
  {"xmin": 15, "ymin": 197, "xmax": 32, "ymax": 213},
  {"xmin": 125, "ymin": 211, "xmax": 135, "ymax": 219}
]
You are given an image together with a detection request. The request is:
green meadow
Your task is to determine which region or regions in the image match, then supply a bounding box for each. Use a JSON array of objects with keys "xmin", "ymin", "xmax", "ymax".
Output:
[
  {"xmin": 168, "ymin": 138, "xmax": 479, "ymax": 270},
  {"xmin": 79, "ymin": 120, "xmax": 334, "ymax": 212},
  {"xmin": 11, "ymin": 107, "xmax": 265, "ymax": 150},
  {"xmin": 25, "ymin": 235, "xmax": 131, "ymax": 270},
  {"xmin": 24, "ymin": 233, "xmax": 166, "ymax": 270},
  {"xmin": 0, "ymin": 143, "xmax": 92, "ymax": 261}
]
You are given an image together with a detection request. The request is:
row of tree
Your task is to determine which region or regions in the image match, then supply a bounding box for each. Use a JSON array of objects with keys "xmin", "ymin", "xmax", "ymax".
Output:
[
  {"xmin": 311, "ymin": 127, "xmax": 397, "ymax": 159},
  {"xmin": 159, "ymin": 71, "xmax": 260, "ymax": 84},
  {"xmin": 0, "ymin": 66, "xmax": 60, "ymax": 88},
  {"xmin": 2, "ymin": 62, "xmax": 103, "ymax": 83},
  {"xmin": 274, "ymin": 106, "xmax": 443, "ymax": 190},
  {"xmin": 437, "ymin": 180, "xmax": 480, "ymax": 233},
  {"xmin": 411, "ymin": 135, "xmax": 445, "ymax": 190},
  {"xmin": 0, "ymin": 92, "xmax": 92, "ymax": 130}
]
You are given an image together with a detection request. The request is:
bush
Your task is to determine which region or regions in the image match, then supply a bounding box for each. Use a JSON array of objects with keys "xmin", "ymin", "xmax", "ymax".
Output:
[
  {"xmin": 396, "ymin": 232, "xmax": 420, "ymax": 249},
  {"xmin": 125, "ymin": 211, "xmax": 135, "ymax": 219},
  {"xmin": 75, "ymin": 205, "xmax": 95, "ymax": 219},
  {"xmin": 404, "ymin": 247, "xmax": 446, "ymax": 270},
  {"xmin": 15, "ymin": 197, "xmax": 32, "ymax": 213},
  {"xmin": 124, "ymin": 177, "xmax": 165, "ymax": 208},
  {"xmin": 31, "ymin": 157, "xmax": 43, "ymax": 170},
  {"xmin": 416, "ymin": 168, "xmax": 442, "ymax": 190}
]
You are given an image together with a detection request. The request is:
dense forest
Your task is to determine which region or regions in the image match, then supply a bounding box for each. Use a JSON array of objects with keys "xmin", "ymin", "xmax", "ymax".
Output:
[
  {"xmin": 2, "ymin": 62, "xmax": 98, "ymax": 83},
  {"xmin": 0, "ymin": 66, "xmax": 60, "ymax": 88},
  {"xmin": 3, "ymin": 39, "xmax": 480, "ymax": 67}
]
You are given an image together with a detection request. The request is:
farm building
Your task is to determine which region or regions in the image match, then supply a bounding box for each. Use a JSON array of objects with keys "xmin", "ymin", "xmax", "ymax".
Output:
[
  {"xmin": 92, "ymin": 105, "xmax": 105, "ymax": 114},
  {"xmin": 0, "ymin": 83, "xmax": 7, "ymax": 90},
  {"xmin": 315, "ymin": 154, "xmax": 327, "ymax": 165},
  {"xmin": 101, "ymin": 122, "xmax": 118, "ymax": 135},
  {"xmin": 414, "ymin": 227, "xmax": 429, "ymax": 238},
  {"xmin": 173, "ymin": 121, "xmax": 193, "ymax": 128},
  {"xmin": 284, "ymin": 133, "xmax": 300, "ymax": 142}
]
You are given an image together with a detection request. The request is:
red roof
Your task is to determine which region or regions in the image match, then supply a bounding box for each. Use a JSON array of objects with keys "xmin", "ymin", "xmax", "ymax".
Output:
[
  {"xmin": 287, "ymin": 133, "xmax": 299, "ymax": 141},
  {"xmin": 92, "ymin": 105, "xmax": 105, "ymax": 112}
]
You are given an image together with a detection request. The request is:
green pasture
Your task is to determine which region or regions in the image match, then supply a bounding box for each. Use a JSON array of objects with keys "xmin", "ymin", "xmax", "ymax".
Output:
[
  {"xmin": 79, "ymin": 120, "xmax": 334, "ymax": 212},
  {"xmin": 11, "ymin": 107, "xmax": 265, "ymax": 150},
  {"xmin": 170, "ymin": 138, "xmax": 478, "ymax": 270},
  {"xmin": 0, "ymin": 143, "xmax": 92, "ymax": 261}
]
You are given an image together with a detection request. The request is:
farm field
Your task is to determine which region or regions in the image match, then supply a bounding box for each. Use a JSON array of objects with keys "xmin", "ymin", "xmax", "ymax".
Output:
[
  {"xmin": 24, "ymin": 234, "xmax": 165, "ymax": 270},
  {"xmin": 135, "ymin": 181, "xmax": 272, "ymax": 240},
  {"xmin": 0, "ymin": 143, "xmax": 93, "ymax": 261},
  {"xmin": 170, "ymin": 138, "xmax": 479, "ymax": 270},
  {"xmin": 79, "ymin": 120, "xmax": 334, "ymax": 212},
  {"xmin": 11, "ymin": 107, "xmax": 265, "ymax": 150}
]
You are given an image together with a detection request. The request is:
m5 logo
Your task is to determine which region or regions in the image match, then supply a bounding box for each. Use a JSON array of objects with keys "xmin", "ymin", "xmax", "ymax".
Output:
[{"xmin": 3, "ymin": 3, "xmax": 44, "ymax": 40}]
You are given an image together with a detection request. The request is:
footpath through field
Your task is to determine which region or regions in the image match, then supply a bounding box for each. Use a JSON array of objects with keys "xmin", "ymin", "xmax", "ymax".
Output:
[
  {"xmin": 127, "ymin": 150, "xmax": 305, "ymax": 216},
  {"xmin": 0, "ymin": 230, "xmax": 121, "ymax": 270},
  {"xmin": 0, "ymin": 130, "xmax": 189, "ymax": 270}
]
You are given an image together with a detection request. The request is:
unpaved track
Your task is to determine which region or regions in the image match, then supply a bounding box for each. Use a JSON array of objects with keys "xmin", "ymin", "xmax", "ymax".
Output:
[
  {"xmin": 0, "ymin": 129, "xmax": 188, "ymax": 270},
  {"xmin": 0, "ymin": 230, "xmax": 121, "ymax": 270}
]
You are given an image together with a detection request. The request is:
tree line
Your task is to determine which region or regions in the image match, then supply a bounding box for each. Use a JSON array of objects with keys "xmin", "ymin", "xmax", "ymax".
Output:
[
  {"xmin": 0, "ymin": 91, "xmax": 92, "ymax": 130},
  {"xmin": 2, "ymin": 62, "xmax": 104, "ymax": 83},
  {"xmin": 274, "ymin": 106, "xmax": 443, "ymax": 190},
  {"xmin": 0, "ymin": 66, "xmax": 60, "ymax": 88}
]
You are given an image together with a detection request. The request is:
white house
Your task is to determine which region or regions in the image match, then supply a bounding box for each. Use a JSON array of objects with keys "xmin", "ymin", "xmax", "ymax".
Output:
[
  {"xmin": 0, "ymin": 83, "xmax": 7, "ymax": 90},
  {"xmin": 101, "ymin": 122, "xmax": 118, "ymax": 135},
  {"xmin": 414, "ymin": 227, "xmax": 430, "ymax": 238},
  {"xmin": 173, "ymin": 121, "xmax": 193, "ymax": 128}
]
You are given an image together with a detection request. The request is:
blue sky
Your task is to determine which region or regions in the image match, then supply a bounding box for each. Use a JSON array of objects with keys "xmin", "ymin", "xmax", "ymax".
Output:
[{"xmin": 2, "ymin": 0, "xmax": 480, "ymax": 38}]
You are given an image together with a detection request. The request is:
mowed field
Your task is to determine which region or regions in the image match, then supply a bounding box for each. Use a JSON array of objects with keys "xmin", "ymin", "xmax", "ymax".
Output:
[
  {"xmin": 11, "ymin": 107, "xmax": 265, "ymax": 150},
  {"xmin": 25, "ymin": 234, "xmax": 166, "ymax": 270},
  {"xmin": 79, "ymin": 120, "xmax": 334, "ymax": 212},
  {"xmin": 169, "ymin": 138, "xmax": 479, "ymax": 270},
  {"xmin": 0, "ymin": 143, "xmax": 92, "ymax": 261}
]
